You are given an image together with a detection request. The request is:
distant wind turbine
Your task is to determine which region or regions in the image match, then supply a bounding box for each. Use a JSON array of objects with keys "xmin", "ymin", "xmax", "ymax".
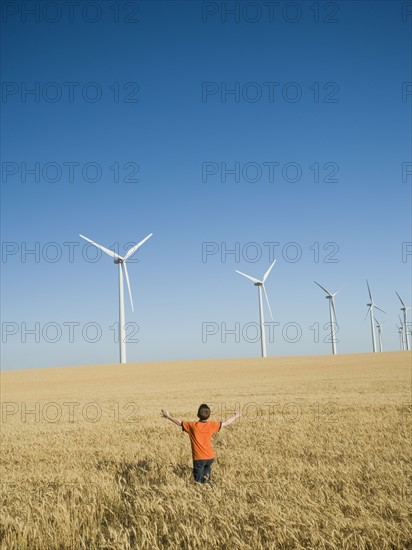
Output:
[
  {"xmin": 314, "ymin": 281, "xmax": 342, "ymax": 355},
  {"xmin": 396, "ymin": 317, "xmax": 404, "ymax": 351},
  {"xmin": 365, "ymin": 281, "xmax": 386, "ymax": 353},
  {"xmin": 395, "ymin": 291, "xmax": 410, "ymax": 351},
  {"xmin": 235, "ymin": 260, "xmax": 276, "ymax": 358},
  {"xmin": 79, "ymin": 233, "xmax": 153, "ymax": 364},
  {"xmin": 374, "ymin": 317, "xmax": 383, "ymax": 352}
]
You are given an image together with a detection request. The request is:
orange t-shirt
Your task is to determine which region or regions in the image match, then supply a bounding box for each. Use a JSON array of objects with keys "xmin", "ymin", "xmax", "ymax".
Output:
[{"xmin": 181, "ymin": 421, "xmax": 222, "ymax": 461}]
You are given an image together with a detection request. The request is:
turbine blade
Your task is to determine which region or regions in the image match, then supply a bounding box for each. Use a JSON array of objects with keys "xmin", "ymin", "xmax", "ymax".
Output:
[
  {"xmin": 365, "ymin": 305, "xmax": 372, "ymax": 320},
  {"xmin": 374, "ymin": 305, "xmax": 386, "ymax": 315},
  {"xmin": 235, "ymin": 270, "xmax": 261, "ymax": 284},
  {"xmin": 262, "ymin": 260, "xmax": 276, "ymax": 283},
  {"xmin": 314, "ymin": 281, "xmax": 331, "ymax": 296},
  {"xmin": 124, "ymin": 233, "xmax": 153, "ymax": 261},
  {"xmin": 366, "ymin": 280, "xmax": 373, "ymax": 302},
  {"xmin": 332, "ymin": 285, "xmax": 344, "ymax": 296},
  {"xmin": 262, "ymin": 284, "xmax": 273, "ymax": 320},
  {"xmin": 123, "ymin": 262, "xmax": 134, "ymax": 312},
  {"xmin": 395, "ymin": 291, "xmax": 406, "ymax": 308},
  {"xmin": 79, "ymin": 234, "xmax": 121, "ymax": 260}
]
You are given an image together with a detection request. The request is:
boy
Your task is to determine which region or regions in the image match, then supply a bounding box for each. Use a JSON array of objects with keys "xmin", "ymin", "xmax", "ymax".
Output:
[{"xmin": 161, "ymin": 403, "xmax": 242, "ymax": 484}]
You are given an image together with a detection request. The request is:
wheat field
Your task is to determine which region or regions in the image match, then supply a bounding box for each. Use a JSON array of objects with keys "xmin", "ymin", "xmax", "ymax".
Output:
[{"xmin": 1, "ymin": 352, "xmax": 411, "ymax": 549}]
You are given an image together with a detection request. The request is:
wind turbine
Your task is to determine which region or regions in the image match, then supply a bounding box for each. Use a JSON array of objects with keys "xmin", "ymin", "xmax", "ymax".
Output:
[
  {"xmin": 79, "ymin": 233, "xmax": 153, "ymax": 364},
  {"xmin": 235, "ymin": 260, "xmax": 276, "ymax": 358},
  {"xmin": 374, "ymin": 317, "xmax": 383, "ymax": 352},
  {"xmin": 314, "ymin": 281, "xmax": 342, "ymax": 355},
  {"xmin": 396, "ymin": 317, "xmax": 404, "ymax": 351},
  {"xmin": 365, "ymin": 281, "xmax": 385, "ymax": 353},
  {"xmin": 395, "ymin": 291, "xmax": 410, "ymax": 351}
]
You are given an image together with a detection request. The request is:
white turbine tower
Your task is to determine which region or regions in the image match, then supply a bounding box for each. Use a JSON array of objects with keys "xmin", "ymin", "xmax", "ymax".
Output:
[
  {"xmin": 235, "ymin": 260, "xmax": 276, "ymax": 358},
  {"xmin": 79, "ymin": 233, "xmax": 153, "ymax": 364},
  {"xmin": 365, "ymin": 281, "xmax": 385, "ymax": 353},
  {"xmin": 374, "ymin": 317, "xmax": 383, "ymax": 352},
  {"xmin": 314, "ymin": 281, "xmax": 341, "ymax": 355},
  {"xmin": 395, "ymin": 291, "xmax": 410, "ymax": 351}
]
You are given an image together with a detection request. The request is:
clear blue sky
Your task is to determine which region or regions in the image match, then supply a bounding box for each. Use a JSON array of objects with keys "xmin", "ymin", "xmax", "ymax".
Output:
[{"xmin": 1, "ymin": 0, "xmax": 411, "ymax": 370}]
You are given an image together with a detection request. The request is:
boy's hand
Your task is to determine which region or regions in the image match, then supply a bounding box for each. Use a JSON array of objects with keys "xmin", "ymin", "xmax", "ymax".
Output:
[
  {"xmin": 160, "ymin": 410, "xmax": 182, "ymax": 427},
  {"xmin": 221, "ymin": 409, "xmax": 242, "ymax": 428}
]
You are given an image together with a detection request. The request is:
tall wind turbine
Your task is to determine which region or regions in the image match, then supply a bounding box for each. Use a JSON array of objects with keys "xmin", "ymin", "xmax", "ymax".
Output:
[
  {"xmin": 314, "ymin": 281, "xmax": 342, "ymax": 355},
  {"xmin": 365, "ymin": 281, "xmax": 385, "ymax": 353},
  {"xmin": 395, "ymin": 291, "xmax": 410, "ymax": 351},
  {"xmin": 374, "ymin": 317, "xmax": 383, "ymax": 352},
  {"xmin": 235, "ymin": 260, "xmax": 276, "ymax": 358},
  {"xmin": 79, "ymin": 233, "xmax": 153, "ymax": 364}
]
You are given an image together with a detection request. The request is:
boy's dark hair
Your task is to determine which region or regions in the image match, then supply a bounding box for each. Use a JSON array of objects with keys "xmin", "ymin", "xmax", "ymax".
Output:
[{"xmin": 197, "ymin": 403, "xmax": 210, "ymax": 421}]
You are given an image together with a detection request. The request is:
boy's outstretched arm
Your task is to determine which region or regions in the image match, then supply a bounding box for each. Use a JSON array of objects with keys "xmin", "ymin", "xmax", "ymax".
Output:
[
  {"xmin": 221, "ymin": 410, "xmax": 242, "ymax": 428},
  {"xmin": 161, "ymin": 409, "xmax": 182, "ymax": 427}
]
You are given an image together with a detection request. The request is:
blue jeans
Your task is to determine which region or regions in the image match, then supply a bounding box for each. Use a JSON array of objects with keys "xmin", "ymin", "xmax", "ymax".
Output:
[{"xmin": 193, "ymin": 458, "xmax": 214, "ymax": 483}]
